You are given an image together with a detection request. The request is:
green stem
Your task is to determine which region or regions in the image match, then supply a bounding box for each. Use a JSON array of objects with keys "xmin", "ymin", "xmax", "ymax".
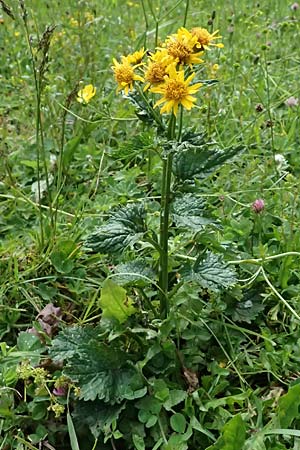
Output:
[
  {"xmin": 155, "ymin": 20, "xmax": 159, "ymax": 47},
  {"xmin": 183, "ymin": 0, "xmax": 190, "ymax": 27},
  {"xmin": 261, "ymin": 267, "xmax": 300, "ymax": 322},
  {"xmin": 21, "ymin": 13, "xmax": 55, "ymax": 248},
  {"xmin": 21, "ymin": 14, "xmax": 44, "ymax": 247},
  {"xmin": 140, "ymin": 0, "xmax": 149, "ymax": 48},
  {"xmin": 159, "ymin": 114, "xmax": 176, "ymax": 318},
  {"xmin": 175, "ymin": 251, "xmax": 300, "ymax": 265},
  {"xmin": 177, "ymin": 105, "xmax": 184, "ymax": 141},
  {"xmin": 54, "ymin": 86, "xmax": 72, "ymax": 233}
]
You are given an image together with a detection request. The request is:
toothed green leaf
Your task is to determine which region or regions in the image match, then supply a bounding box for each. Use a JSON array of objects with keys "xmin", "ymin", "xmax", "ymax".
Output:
[
  {"xmin": 85, "ymin": 203, "xmax": 147, "ymax": 254},
  {"xmin": 173, "ymin": 141, "xmax": 244, "ymax": 181},
  {"xmin": 172, "ymin": 194, "xmax": 215, "ymax": 230},
  {"xmin": 182, "ymin": 252, "xmax": 237, "ymax": 292}
]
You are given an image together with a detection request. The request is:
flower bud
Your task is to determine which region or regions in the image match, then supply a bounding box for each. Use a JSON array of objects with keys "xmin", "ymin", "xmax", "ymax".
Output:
[
  {"xmin": 53, "ymin": 386, "xmax": 66, "ymax": 397},
  {"xmin": 291, "ymin": 3, "xmax": 299, "ymax": 10},
  {"xmin": 252, "ymin": 199, "xmax": 265, "ymax": 213}
]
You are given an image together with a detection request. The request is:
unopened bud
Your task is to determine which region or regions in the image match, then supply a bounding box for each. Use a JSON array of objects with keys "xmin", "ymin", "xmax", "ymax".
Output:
[
  {"xmin": 291, "ymin": 2, "xmax": 299, "ymax": 11},
  {"xmin": 53, "ymin": 386, "xmax": 66, "ymax": 397},
  {"xmin": 252, "ymin": 199, "xmax": 265, "ymax": 213}
]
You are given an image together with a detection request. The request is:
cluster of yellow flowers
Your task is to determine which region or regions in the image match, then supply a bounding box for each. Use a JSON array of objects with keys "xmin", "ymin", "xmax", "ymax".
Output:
[{"xmin": 112, "ymin": 26, "xmax": 223, "ymax": 116}]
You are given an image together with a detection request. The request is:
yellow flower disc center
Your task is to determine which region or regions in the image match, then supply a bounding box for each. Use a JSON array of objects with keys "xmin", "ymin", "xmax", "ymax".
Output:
[
  {"xmin": 115, "ymin": 65, "xmax": 134, "ymax": 84},
  {"xmin": 167, "ymin": 41, "xmax": 190, "ymax": 61},
  {"xmin": 146, "ymin": 62, "xmax": 166, "ymax": 84},
  {"xmin": 165, "ymin": 80, "xmax": 188, "ymax": 101}
]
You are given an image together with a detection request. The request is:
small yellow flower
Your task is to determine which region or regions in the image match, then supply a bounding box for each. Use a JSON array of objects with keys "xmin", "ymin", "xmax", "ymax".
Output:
[
  {"xmin": 150, "ymin": 64, "xmax": 202, "ymax": 116},
  {"xmin": 163, "ymin": 27, "xmax": 204, "ymax": 66},
  {"xmin": 190, "ymin": 27, "xmax": 224, "ymax": 51},
  {"xmin": 48, "ymin": 403, "xmax": 65, "ymax": 418},
  {"xmin": 73, "ymin": 386, "xmax": 81, "ymax": 397},
  {"xmin": 14, "ymin": 31, "xmax": 20, "ymax": 37},
  {"xmin": 32, "ymin": 367, "xmax": 48, "ymax": 385},
  {"xmin": 144, "ymin": 49, "xmax": 173, "ymax": 90},
  {"xmin": 208, "ymin": 63, "xmax": 220, "ymax": 77},
  {"xmin": 125, "ymin": 48, "xmax": 145, "ymax": 65},
  {"xmin": 84, "ymin": 11, "xmax": 94, "ymax": 22},
  {"xmin": 112, "ymin": 57, "xmax": 144, "ymax": 95},
  {"xmin": 77, "ymin": 84, "xmax": 96, "ymax": 104},
  {"xmin": 70, "ymin": 17, "xmax": 79, "ymax": 27}
]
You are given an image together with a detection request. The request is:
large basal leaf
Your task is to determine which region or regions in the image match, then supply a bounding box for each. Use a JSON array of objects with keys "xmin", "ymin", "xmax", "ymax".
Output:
[
  {"xmin": 231, "ymin": 295, "xmax": 265, "ymax": 323},
  {"xmin": 114, "ymin": 259, "xmax": 155, "ymax": 286},
  {"xmin": 49, "ymin": 325, "xmax": 102, "ymax": 362},
  {"xmin": 182, "ymin": 252, "xmax": 237, "ymax": 292},
  {"xmin": 99, "ymin": 279, "xmax": 136, "ymax": 323},
  {"xmin": 64, "ymin": 342, "xmax": 146, "ymax": 403},
  {"xmin": 207, "ymin": 414, "xmax": 246, "ymax": 450},
  {"xmin": 172, "ymin": 141, "xmax": 244, "ymax": 182},
  {"xmin": 50, "ymin": 326, "xmax": 146, "ymax": 404},
  {"xmin": 73, "ymin": 400, "xmax": 126, "ymax": 438},
  {"xmin": 172, "ymin": 194, "xmax": 215, "ymax": 230},
  {"xmin": 85, "ymin": 203, "xmax": 147, "ymax": 254},
  {"xmin": 277, "ymin": 383, "xmax": 300, "ymax": 428}
]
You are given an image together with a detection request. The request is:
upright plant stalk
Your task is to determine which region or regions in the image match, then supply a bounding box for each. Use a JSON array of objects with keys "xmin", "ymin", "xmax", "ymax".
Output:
[
  {"xmin": 19, "ymin": 3, "xmax": 44, "ymax": 246},
  {"xmin": 159, "ymin": 114, "xmax": 176, "ymax": 318},
  {"xmin": 140, "ymin": 0, "xmax": 149, "ymax": 48},
  {"xmin": 146, "ymin": 0, "xmax": 159, "ymax": 47},
  {"xmin": 20, "ymin": 3, "xmax": 55, "ymax": 247},
  {"xmin": 183, "ymin": 0, "xmax": 190, "ymax": 27}
]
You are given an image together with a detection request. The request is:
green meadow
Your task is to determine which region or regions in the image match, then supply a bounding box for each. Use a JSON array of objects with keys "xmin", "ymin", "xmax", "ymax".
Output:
[{"xmin": 1, "ymin": 0, "xmax": 300, "ymax": 449}]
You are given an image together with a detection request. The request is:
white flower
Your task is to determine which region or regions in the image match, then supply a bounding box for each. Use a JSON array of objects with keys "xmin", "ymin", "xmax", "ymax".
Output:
[
  {"xmin": 274, "ymin": 154, "xmax": 287, "ymax": 170},
  {"xmin": 285, "ymin": 96, "xmax": 299, "ymax": 107}
]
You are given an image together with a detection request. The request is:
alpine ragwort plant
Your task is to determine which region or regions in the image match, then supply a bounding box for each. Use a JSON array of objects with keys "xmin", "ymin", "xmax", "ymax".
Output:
[
  {"xmin": 97, "ymin": 25, "xmax": 235, "ymax": 319},
  {"xmin": 48, "ymin": 24, "xmax": 250, "ymax": 449}
]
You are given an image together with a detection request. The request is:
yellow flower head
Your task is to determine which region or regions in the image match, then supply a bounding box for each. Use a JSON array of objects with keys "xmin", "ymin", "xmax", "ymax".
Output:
[
  {"xmin": 77, "ymin": 84, "xmax": 96, "ymax": 104},
  {"xmin": 163, "ymin": 27, "xmax": 204, "ymax": 66},
  {"xmin": 84, "ymin": 11, "xmax": 94, "ymax": 22},
  {"xmin": 150, "ymin": 64, "xmax": 202, "ymax": 116},
  {"xmin": 210, "ymin": 63, "xmax": 220, "ymax": 77},
  {"xmin": 69, "ymin": 17, "xmax": 79, "ymax": 27},
  {"xmin": 112, "ymin": 57, "xmax": 144, "ymax": 95},
  {"xmin": 190, "ymin": 27, "xmax": 224, "ymax": 51},
  {"xmin": 125, "ymin": 48, "xmax": 145, "ymax": 65},
  {"xmin": 144, "ymin": 49, "xmax": 174, "ymax": 89}
]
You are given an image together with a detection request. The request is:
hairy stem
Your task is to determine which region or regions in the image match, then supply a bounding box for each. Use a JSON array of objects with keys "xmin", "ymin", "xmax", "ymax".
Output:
[{"xmin": 159, "ymin": 114, "xmax": 176, "ymax": 318}]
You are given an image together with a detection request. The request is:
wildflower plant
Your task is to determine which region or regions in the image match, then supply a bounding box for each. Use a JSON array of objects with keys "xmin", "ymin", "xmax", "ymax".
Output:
[
  {"xmin": 47, "ymin": 23, "xmax": 248, "ymax": 448},
  {"xmin": 106, "ymin": 25, "xmax": 241, "ymax": 317}
]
